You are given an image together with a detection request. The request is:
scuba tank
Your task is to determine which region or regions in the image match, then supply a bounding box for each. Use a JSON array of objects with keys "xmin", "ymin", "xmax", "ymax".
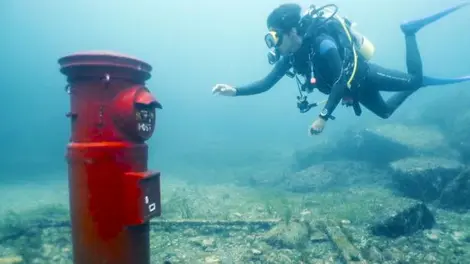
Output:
[
  {"xmin": 318, "ymin": 6, "xmax": 375, "ymax": 61},
  {"xmin": 349, "ymin": 24, "xmax": 375, "ymax": 61}
]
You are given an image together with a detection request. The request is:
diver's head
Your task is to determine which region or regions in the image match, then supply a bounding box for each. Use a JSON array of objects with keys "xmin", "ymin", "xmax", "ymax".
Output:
[{"xmin": 265, "ymin": 3, "xmax": 304, "ymax": 55}]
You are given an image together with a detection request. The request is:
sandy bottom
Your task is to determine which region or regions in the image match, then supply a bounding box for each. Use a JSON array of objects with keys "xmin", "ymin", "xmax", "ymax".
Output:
[{"xmin": 0, "ymin": 180, "xmax": 69, "ymax": 218}]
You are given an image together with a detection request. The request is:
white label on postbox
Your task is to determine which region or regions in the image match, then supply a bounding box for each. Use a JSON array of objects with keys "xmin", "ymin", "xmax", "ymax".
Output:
[
  {"xmin": 145, "ymin": 195, "xmax": 156, "ymax": 213},
  {"xmin": 136, "ymin": 109, "xmax": 154, "ymax": 133},
  {"xmin": 138, "ymin": 123, "xmax": 152, "ymax": 132}
]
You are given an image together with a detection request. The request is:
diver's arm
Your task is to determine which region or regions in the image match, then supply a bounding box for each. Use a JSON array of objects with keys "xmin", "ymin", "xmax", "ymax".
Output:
[
  {"xmin": 317, "ymin": 38, "xmax": 347, "ymax": 120},
  {"xmin": 234, "ymin": 56, "xmax": 291, "ymax": 96}
]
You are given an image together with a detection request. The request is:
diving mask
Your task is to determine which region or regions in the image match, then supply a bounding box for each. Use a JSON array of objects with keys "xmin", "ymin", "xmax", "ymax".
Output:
[
  {"xmin": 264, "ymin": 30, "xmax": 282, "ymax": 49},
  {"xmin": 265, "ymin": 30, "xmax": 283, "ymax": 64}
]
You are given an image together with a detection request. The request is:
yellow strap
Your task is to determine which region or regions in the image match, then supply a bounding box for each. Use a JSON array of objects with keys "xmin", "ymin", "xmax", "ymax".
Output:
[{"xmin": 335, "ymin": 16, "xmax": 358, "ymax": 89}]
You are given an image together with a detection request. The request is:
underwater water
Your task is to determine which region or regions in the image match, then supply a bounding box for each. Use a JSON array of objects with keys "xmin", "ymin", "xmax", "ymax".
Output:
[{"xmin": 1, "ymin": 0, "xmax": 470, "ymax": 263}]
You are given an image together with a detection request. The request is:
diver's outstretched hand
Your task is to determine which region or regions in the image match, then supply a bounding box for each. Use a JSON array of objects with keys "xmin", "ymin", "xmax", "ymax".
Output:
[{"xmin": 212, "ymin": 84, "xmax": 236, "ymax": 96}]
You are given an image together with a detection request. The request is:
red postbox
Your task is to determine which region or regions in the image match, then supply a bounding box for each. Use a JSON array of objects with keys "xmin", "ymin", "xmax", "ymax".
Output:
[{"xmin": 58, "ymin": 51, "xmax": 162, "ymax": 264}]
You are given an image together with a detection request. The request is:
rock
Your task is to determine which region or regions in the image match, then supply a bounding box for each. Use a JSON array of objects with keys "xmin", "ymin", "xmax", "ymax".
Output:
[
  {"xmin": 232, "ymin": 212, "xmax": 242, "ymax": 218},
  {"xmin": 415, "ymin": 92, "xmax": 470, "ymax": 131},
  {"xmin": 262, "ymin": 221, "xmax": 309, "ymax": 249},
  {"xmin": 390, "ymin": 157, "xmax": 463, "ymax": 202},
  {"xmin": 290, "ymin": 123, "xmax": 459, "ymax": 172},
  {"xmin": 291, "ymin": 140, "xmax": 338, "ymax": 171},
  {"xmin": 204, "ymin": 256, "xmax": 221, "ymax": 264},
  {"xmin": 365, "ymin": 246, "xmax": 386, "ymax": 263},
  {"xmin": 202, "ymin": 238, "xmax": 215, "ymax": 248},
  {"xmin": 414, "ymin": 92, "xmax": 470, "ymax": 163},
  {"xmin": 337, "ymin": 126, "xmax": 414, "ymax": 165},
  {"xmin": 247, "ymin": 168, "xmax": 286, "ymax": 187},
  {"xmin": 451, "ymin": 231, "xmax": 470, "ymax": 244},
  {"xmin": 438, "ymin": 168, "xmax": 470, "ymax": 211},
  {"xmin": 366, "ymin": 124, "xmax": 459, "ymax": 159},
  {"xmin": 447, "ymin": 111, "xmax": 470, "ymax": 163},
  {"xmin": 283, "ymin": 160, "xmax": 386, "ymax": 193},
  {"xmin": 188, "ymin": 236, "xmax": 216, "ymax": 250},
  {"xmin": 310, "ymin": 229, "xmax": 328, "ymax": 243},
  {"xmin": 424, "ymin": 229, "xmax": 440, "ymax": 242},
  {"xmin": 370, "ymin": 203, "xmax": 436, "ymax": 238},
  {"xmin": 329, "ymin": 124, "xmax": 460, "ymax": 166},
  {"xmin": 291, "ymin": 127, "xmax": 414, "ymax": 170},
  {"xmin": 0, "ymin": 256, "xmax": 22, "ymax": 264}
]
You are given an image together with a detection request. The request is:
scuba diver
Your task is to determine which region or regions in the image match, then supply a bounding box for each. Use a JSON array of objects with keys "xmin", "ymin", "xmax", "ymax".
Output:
[{"xmin": 212, "ymin": 2, "xmax": 470, "ymax": 135}]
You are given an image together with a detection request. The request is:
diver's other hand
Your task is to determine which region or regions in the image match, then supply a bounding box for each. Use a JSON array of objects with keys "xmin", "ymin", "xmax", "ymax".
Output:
[
  {"xmin": 212, "ymin": 84, "xmax": 236, "ymax": 96},
  {"xmin": 309, "ymin": 118, "xmax": 326, "ymax": 135}
]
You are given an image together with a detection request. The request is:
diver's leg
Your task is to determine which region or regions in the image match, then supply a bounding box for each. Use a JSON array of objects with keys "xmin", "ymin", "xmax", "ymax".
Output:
[
  {"xmin": 399, "ymin": 2, "xmax": 470, "ymax": 86},
  {"xmin": 357, "ymin": 87, "xmax": 408, "ymax": 119},
  {"xmin": 401, "ymin": 2, "xmax": 470, "ymax": 78},
  {"xmin": 366, "ymin": 63, "xmax": 420, "ymax": 92},
  {"xmin": 404, "ymin": 34, "xmax": 422, "ymax": 81},
  {"xmin": 358, "ymin": 64, "xmax": 418, "ymax": 119},
  {"xmin": 400, "ymin": 2, "xmax": 469, "ymax": 35}
]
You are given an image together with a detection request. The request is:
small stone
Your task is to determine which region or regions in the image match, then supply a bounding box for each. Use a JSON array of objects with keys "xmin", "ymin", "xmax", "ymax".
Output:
[
  {"xmin": 425, "ymin": 230, "xmax": 440, "ymax": 241},
  {"xmin": 204, "ymin": 256, "xmax": 221, "ymax": 264},
  {"xmin": 0, "ymin": 256, "xmax": 23, "ymax": 264},
  {"xmin": 255, "ymin": 206, "xmax": 264, "ymax": 212},
  {"xmin": 300, "ymin": 209, "xmax": 311, "ymax": 216},
  {"xmin": 452, "ymin": 231, "xmax": 466, "ymax": 241},
  {"xmin": 42, "ymin": 244, "xmax": 54, "ymax": 256},
  {"xmin": 365, "ymin": 246, "xmax": 384, "ymax": 262},
  {"xmin": 202, "ymin": 238, "xmax": 216, "ymax": 248},
  {"xmin": 183, "ymin": 229, "xmax": 196, "ymax": 236},
  {"xmin": 233, "ymin": 212, "xmax": 242, "ymax": 218},
  {"xmin": 424, "ymin": 254, "xmax": 438, "ymax": 262},
  {"xmin": 262, "ymin": 221, "xmax": 309, "ymax": 249},
  {"xmin": 310, "ymin": 230, "xmax": 328, "ymax": 243}
]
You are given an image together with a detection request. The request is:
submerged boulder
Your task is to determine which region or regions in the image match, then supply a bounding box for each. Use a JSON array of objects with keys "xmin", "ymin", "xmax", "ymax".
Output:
[
  {"xmin": 337, "ymin": 126, "xmax": 414, "ymax": 166},
  {"xmin": 415, "ymin": 92, "xmax": 470, "ymax": 130},
  {"xmin": 291, "ymin": 123, "xmax": 458, "ymax": 171},
  {"xmin": 290, "ymin": 140, "xmax": 338, "ymax": 171},
  {"xmin": 438, "ymin": 168, "xmax": 470, "ymax": 211},
  {"xmin": 247, "ymin": 168, "xmax": 286, "ymax": 187},
  {"xmin": 365, "ymin": 124, "xmax": 459, "ymax": 159},
  {"xmin": 447, "ymin": 111, "xmax": 470, "ymax": 164},
  {"xmin": 291, "ymin": 127, "xmax": 413, "ymax": 171},
  {"xmin": 390, "ymin": 157, "xmax": 463, "ymax": 202},
  {"xmin": 412, "ymin": 92, "xmax": 470, "ymax": 163},
  {"xmin": 283, "ymin": 160, "xmax": 385, "ymax": 193},
  {"xmin": 370, "ymin": 203, "xmax": 436, "ymax": 238}
]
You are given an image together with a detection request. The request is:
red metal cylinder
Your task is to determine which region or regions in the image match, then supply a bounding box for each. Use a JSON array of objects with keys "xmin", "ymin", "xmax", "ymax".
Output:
[{"xmin": 58, "ymin": 51, "xmax": 162, "ymax": 264}]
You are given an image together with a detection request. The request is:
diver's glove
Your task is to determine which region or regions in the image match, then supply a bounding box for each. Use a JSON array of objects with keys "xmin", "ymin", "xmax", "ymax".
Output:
[{"xmin": 212, "ymin": 84, "xmax": 237, "ymax": 96}]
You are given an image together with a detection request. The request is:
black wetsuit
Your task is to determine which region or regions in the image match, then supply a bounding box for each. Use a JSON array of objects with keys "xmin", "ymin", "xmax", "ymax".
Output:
[{"xmin": 235, "ymin": 33, "xmax": 423, "ymax": 120}]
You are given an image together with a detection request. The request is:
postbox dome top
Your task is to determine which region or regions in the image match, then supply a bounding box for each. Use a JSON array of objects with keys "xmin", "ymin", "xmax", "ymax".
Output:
[{"xmin": 58, "ymin": 50, "xmax": 153, "ymax": 81}]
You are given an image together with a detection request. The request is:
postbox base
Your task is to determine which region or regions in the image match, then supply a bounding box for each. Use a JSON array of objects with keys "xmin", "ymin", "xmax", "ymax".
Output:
[{"xmin": 67, "ymin": 142, "xmax": 160, "ymax": 264}]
